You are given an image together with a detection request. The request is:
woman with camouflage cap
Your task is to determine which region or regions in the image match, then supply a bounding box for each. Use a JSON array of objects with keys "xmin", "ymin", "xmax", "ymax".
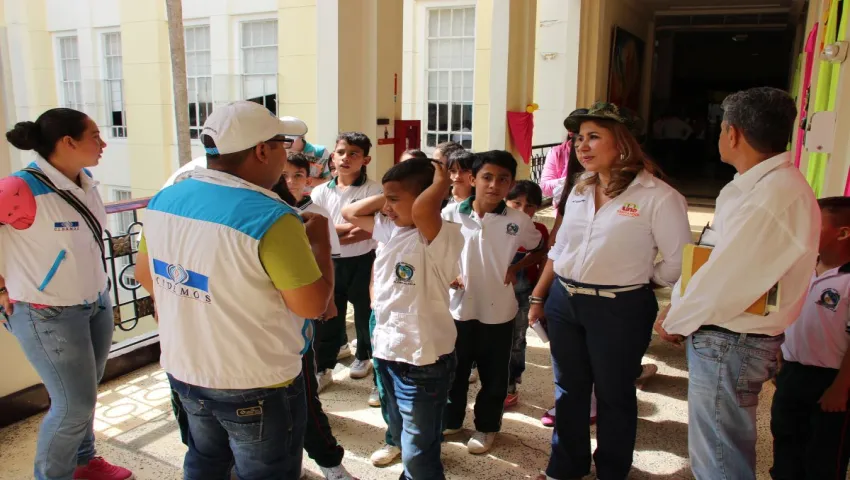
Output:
[{"xmin": 529, "ymin": 103, "xmax": 691, "ymax": 480}]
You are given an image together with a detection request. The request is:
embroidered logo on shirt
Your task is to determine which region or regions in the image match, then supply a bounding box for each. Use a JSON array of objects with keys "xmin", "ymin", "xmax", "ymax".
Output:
[
  {"xmin": 394, "ymin": 262, "xmax": 416, "ymax": 285},
  {"xmin": 617, "ymin": 203, "xmax": 640, "ymax": 217},
  {"xmin": 152, "ymin": 259, "xmax": 212, "ymax": 304},
  {"xmin": 506, "ymin": 223, "xmax": 519, "ymax": 236},
  {"xmin": 54, "ymin": 221, "xmax": 80, "ymax": 231},
  {"xmin": 816, "ymin": 288, "xmax": 840, "ymax": 312}
]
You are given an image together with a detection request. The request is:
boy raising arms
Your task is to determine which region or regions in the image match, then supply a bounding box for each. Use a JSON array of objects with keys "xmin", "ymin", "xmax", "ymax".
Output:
[
  {"xmin": 311, "ymin": 133, "xmax": 383, "ymax": 393},
  {"xmin": 441, "ymin": 151, "xmax": 543, "ymax": 454},
  {"xmin": 342, "ymin": 159, "xmax": 463, "ymax": 479},
  {"xmin": 770, "ymin": 196, "xmax": 850, "ymax": 480}
]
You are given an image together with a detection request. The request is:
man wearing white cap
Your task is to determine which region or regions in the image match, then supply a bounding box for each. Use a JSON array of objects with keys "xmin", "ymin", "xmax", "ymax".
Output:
[{"xmin": 134, "ymin": 101, "xmax": 334, "ymax": 479}]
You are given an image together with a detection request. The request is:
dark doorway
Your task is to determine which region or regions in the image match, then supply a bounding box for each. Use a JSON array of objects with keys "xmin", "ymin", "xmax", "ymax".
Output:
[{"xmin": 648, "ymin": 28, "xmax": 795, "ymax": 202}]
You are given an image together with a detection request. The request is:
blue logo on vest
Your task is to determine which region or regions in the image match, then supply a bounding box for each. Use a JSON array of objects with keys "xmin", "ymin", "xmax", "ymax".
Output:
[
  {"xmin": 153, "ymin": 259, "xmax": 212, "ymax": 304},
  {"xmin": 817, "ymin": 288, "xmax": 840, "ymax": 312},
  {"xmin": 54, "ymin": 221, "xmax": 80, "ymax": 231}
]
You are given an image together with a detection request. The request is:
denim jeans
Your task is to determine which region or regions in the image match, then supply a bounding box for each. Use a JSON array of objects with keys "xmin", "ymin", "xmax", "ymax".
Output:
[
  {"xmin": 4, "ymin": 291, "xmax": 113, "ymax": 480},
  {"xmin": 509, "ymin": 285, "xmax": 532, "ymax": 389},
  {"xmin": 687, "ymin": 330, "xmax": 783, "ymax": 480},
  {"xmin": 169, "ymin": 373, "xmax": 307, "ymax": 480},
  {"xmin": 376, "ymin": 352, "xmax": 456, "ymax": 480}
]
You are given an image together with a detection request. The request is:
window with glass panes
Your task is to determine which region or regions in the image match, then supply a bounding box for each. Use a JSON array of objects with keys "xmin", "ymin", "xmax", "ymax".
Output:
[
  {"xmin": 426, "ymin": 7, "xmax": 475, "ymax": 149},
  {"xmin": 103, "ymin": 32, "xmax": 127, "ymax": 138},
  {"xmin": 185, "ymin": 26, "xmax": 212, "ymax": 139},
  {"xmin": 241, "ymin": 20, "xmax": 278, "ymax": 115},
  {"xmin": 58, "ymin": 37, "xmax": 83, "ymax": 111}
]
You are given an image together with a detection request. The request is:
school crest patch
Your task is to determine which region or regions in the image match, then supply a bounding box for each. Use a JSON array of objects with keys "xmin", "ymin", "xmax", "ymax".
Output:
[
  {"xmin": 506, "ymin": 223, "xmax": 519, "ymax": 236},
  {"xmin": 817, "ymin": 288, "xmax": 840, "ymax": 312},
  {"xmin": 394, "ymin": 262, "xmax": 415, "ymax": 286}
]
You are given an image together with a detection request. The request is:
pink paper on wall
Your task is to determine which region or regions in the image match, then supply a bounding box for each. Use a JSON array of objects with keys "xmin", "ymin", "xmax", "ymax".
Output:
[
  {"xmin": 507, "ymin": 111, "xmax": 534, "ymax": 163},
  {"xmin": 795, "ymin": 23, "xmax": 818, "ymax": 169}
]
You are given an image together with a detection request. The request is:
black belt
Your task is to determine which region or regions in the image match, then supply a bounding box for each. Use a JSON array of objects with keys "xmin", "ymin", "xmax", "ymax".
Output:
[{"xmin": 698, "ymin": 325, "xmax": 777, "ymax": 339}]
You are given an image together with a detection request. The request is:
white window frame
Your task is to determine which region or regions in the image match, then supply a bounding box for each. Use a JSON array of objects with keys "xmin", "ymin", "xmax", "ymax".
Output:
[
  {"xmin": 239, "ymin": 19, "xmax": 278, "ymax": 114},
  {"xmin": 185, "ymin": 25, "xmax": 213, "ymax": 140},
  {"xmin": 56, "ymin": 35, "xmax": 84, "ymax": 111},
  {"xmin": 109, "ymin": 188, "xmax": 138, "ymax": 287},
  {"xmin": 101, "ymin": 31, "xmax": 127, "ymax": 138},
  {"xmin": 423, "ymin": 5, "xmax": 476, "ymax": 150}
]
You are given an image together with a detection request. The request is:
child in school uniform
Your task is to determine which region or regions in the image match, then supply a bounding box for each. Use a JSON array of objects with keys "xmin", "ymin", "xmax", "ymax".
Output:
[
  {"xmin": 311, "ymin": 132, "xmax": 383, "ymax": 398},
  {"xmin": 442, "ymin": 150, "xmax": 544, "ymax": 454},
  {"xmin": 270, "ymin": 157, "xmax": 356, "ymax": 480},
  {"xmin": 446, "ymin": 150, "xmax": 475, "ymax": 207},
  {"xmin": 504, "ymin": 180, "xmax": 550, "ymax": 407},
  {"xmin": 342, "ymin": 158, "xmax": 463, "ymax": 479},
  {"xmin": 770, "ymin": 196, "xmax": 850, "ymax": 480}
]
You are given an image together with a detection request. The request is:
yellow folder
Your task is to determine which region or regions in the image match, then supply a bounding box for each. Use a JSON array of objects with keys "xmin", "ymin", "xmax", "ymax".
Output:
[{"xmin": 680, "ymin": 244, "xmax": 779, "ymax": 316}]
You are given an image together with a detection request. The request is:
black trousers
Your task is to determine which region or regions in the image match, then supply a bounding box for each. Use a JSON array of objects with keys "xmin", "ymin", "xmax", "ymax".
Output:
[
  {"xmin": 544, "ymin": 279, "xmax": 657, "ymax": 480},
  {"xmin": 444, "ymin": 319, "xmax": 515, "ymax": 433},
  {"xmin": 315, "ymin": 251, "xmax": 375, "ymax": 370},
  {"xmin": 770, "ymin": 360, "xmax": 850, "ymax": 480},
  {"xmin": 302, "ymin": 339, "xmax": 345, "ymax": 468}
]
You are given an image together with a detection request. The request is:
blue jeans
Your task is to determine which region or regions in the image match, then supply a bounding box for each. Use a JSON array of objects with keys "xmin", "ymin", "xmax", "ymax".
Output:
[
  {"xmin": 509, "ymin": 286, "xmax": 532, "ymax": 388},
  {"xmin": 4, "ymin": 291, "xmax": 114, "ymax": 480},
  {"xmin": 687, "ymin": 330, "xmax": 783, "ymax": 480},
  {"xmin": 169, "ymin": 374, "xmax": 307, "ymax": 480},
  {"xmin": 376, "ymin": 352, "xmax": 456, "ymax": 480}
]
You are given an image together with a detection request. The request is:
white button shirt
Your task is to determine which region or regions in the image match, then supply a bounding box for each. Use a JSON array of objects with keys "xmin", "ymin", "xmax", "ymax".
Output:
[
  {"xmin": 782, "ymin": 263, "xmax": 850, "ymax": 369},
  {"xmin": 442, "ymin": 198, "xmax": 543, "ymax": 323},
  {"xmin": 549, "ymin": 170, "xmax": 691, "ymax": 287},
  {"xmin": 663, "ymin": 153, "xmax": 820, "ymax": 336},
  {"xmin": 311, "ymin": 172, "xmax": 383, "ymax": 258},
  {"xmin": 371, "ymin": 214, "xmax": 463, "ymax": 365}
]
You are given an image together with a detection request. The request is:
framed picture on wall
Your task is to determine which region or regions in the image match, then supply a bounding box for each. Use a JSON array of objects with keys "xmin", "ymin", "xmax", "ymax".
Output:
[{"xmin": 608, "ymin": 26, "xmax": 645, "ymax": 112}]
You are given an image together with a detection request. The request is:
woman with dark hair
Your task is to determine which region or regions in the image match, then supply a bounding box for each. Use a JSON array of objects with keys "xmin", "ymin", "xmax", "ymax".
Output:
[
  {"xmin": 538, "ymin": 109, "xmax": 589, "ymax": 198},
  {"xmin": 529, "ymin": 103, "xmax": 691, "ymax": 480},
  {"xmin": 0, "ymin": 109, "xmax": 134, "ymax": 480}
]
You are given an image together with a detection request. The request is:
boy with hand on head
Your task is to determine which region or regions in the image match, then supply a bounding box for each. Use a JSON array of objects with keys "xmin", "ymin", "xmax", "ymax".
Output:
[
  {"xmin": 770, "ymin": 196, "xmax": 850, "ymax": 480},
  {"xmin": 503, "ymin": 180, "xmax": 550, "ymax": 407},
  {"xmin": 441, "ymin": 150, "xmax": 543, "ymax": 454},
  {"xmin": 342, "ymin": 158, "xmax": 463, "ymax": 479},
  {"xmin": 311, "ymin": 132, "xmax": 383, "ymax": 395}
]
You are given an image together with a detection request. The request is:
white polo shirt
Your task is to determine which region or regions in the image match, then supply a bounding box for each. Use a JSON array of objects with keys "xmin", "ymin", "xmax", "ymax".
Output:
[
  {"xmin": 295, "ymin": 196, "xmax": 341, "ymax": 258},
  {"xmin": 311, "ymin": 171, "xmax": 383, "ymax": 258},
  {"xmin": 782, "ymin": 263, "xmax": 850, "ymax": 369},
  {"xmin": 371, "ymin": 214, "xmax": 463, "ymax": 365},
  {"xmin": 549, "ymin": 170, "xmax": 691, "ymax": 287},
  {"xmin": 442, "ymin": 197, "xmax": 543, "ymax": 324}
]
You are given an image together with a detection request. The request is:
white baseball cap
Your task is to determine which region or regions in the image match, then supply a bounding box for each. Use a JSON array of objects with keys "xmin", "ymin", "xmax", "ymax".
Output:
[{"xmin": 201, "ymin": 101, "xmax": 308, "ymax": 155}]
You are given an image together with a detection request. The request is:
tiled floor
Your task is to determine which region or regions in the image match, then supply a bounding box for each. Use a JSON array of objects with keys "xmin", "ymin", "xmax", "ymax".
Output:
[{"xmin": 0, "ymin": 304, "xmax": 785, "ymax": 480}]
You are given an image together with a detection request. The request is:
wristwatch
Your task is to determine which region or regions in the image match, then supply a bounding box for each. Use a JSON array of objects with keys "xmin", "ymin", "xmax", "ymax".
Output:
[{"xmin": 529, "ymin": 295, "xmax": 545, "ymax": 305}]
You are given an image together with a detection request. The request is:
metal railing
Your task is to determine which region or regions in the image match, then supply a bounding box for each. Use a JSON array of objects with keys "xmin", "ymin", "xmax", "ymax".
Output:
[
  {"xmin": 529, "ymin": 143, "xmax": 560, "ymax": 185},
  {"xmin": 103, "ymin": 197, "xmax": 154, "ymax": 351}
]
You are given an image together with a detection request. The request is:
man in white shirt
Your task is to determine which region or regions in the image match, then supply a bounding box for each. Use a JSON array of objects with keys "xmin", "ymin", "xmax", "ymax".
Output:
[{"xmin": 657, "ymin": 87, "xmax": 820, "ymax": 480}]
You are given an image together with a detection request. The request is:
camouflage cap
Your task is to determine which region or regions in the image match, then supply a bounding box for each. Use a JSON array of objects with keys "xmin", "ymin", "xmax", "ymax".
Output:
[{"xmin": 563, "ymin": 102, "xmax": 643, "ymax": 136}]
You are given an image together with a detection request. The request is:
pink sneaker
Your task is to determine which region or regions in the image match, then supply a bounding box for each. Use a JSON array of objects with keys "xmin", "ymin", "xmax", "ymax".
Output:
[
  {"xmin": 504, "ymin": 391, "xmax": 519, "ymax": 408},
  {"xmin": 73, "ymin": 457, "xmax": 134, "ymax": 480},
  {"xmin": 541, "ymin": 407, "xmax": 555, "ymax": 427}
]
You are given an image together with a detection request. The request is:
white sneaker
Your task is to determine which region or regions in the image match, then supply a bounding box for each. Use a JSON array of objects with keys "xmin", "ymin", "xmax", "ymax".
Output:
[
  {"xmin": 349, "ymin": 359, "xmax": 372, "ymax": 379},
  {"xmin": 317, "ymin": 369, "xmax": 334, "ymax": 393},
  {"xmin": 370, "ymin": 444, "xmax": 401, "ymax": 466},
  {"xmin": 467, "ymin": 431, "xmax": 496, "ymax": 454},
  {"xmin": 442, "ymin": 427, "xmax": 463, "ymax": 436},
  {"xmin": 368, "ymin": 386, "xmax": 380, "ymax": 407},
  {"xmin": 319, "ymin": 464, "xmax": 357, "ymax": 480},
  {"xmin": 468, "ymin": 368, "xmax": 479, "ymax": 383},
  {"xmin": 337, "ymin": 345, "xmax": 353, "ymax": 360}
]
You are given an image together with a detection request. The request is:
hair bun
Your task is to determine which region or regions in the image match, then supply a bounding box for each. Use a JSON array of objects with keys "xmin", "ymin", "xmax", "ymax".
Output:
[{"xmin": 6, "ymin": 121, "xmax": 41, "ymax": 151}]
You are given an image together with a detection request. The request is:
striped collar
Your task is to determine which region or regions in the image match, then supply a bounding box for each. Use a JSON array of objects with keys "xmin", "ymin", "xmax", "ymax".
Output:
[
  {"xmin": 458, "ymin": 196, "xmax": 508, "ymax": 216},
  {"xmin": 296, "ymin": 196, "xmax": 313, "ymax": 209},
  {"xmin": 327, "ymin": 169, "xmax": 368, "ymax": 188}
]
